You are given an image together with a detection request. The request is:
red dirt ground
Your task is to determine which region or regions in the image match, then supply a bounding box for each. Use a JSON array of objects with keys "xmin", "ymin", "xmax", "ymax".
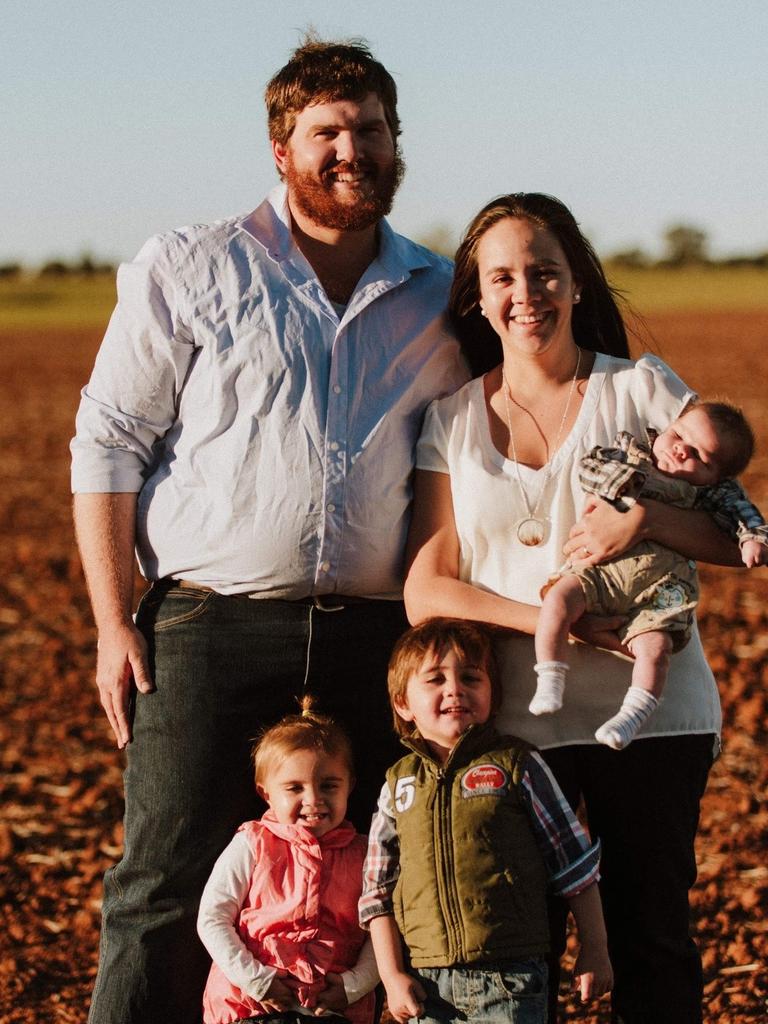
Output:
[{"xmin": 1, "ymin": 312, "xmax": 767, "ymax": 1023}]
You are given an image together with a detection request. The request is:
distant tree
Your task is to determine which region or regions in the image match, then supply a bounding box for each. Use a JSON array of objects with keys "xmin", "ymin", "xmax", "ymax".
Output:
[
  {"xmin": 77, "ymin": 253, "xmax": 97, "ymax": 275},
  {"xmin": 0, "ymin": 262, "xmax": 22, "ymax": 279},
  {"xmin": 39, "ymin": 259, "xmax": 70, "ymax": 276},
  {"xmin": 606, "ymin": 247, "xmax": 651, "ymax": 269},
  {"xmin": 662, "ymin": 224, "xmax": 709, "ymax": 266}
]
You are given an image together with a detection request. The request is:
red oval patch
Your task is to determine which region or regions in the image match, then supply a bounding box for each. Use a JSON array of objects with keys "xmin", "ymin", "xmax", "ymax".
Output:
[{"xmin": 462, "ymin": 764, "xmax": 507, "ymax": 791}]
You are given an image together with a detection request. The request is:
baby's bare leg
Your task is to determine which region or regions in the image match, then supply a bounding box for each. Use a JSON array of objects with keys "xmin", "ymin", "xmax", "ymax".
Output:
[
  {"xmin": 594, "ymin": 630, "xmax": 672, "ymax": 749},
  {"xmin": 531, "ymin": 576, "xmax": 587, "ymax": 715}
]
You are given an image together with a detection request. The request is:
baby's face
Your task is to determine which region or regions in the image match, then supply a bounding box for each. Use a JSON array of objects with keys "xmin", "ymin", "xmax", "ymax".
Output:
[{"xmin": 652, "ymin": 407, "xmax": 723, "ymax": 486}]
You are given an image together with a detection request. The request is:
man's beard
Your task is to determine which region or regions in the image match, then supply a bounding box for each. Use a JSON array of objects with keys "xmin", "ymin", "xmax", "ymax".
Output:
[{"xmin": 284, "ymin": 149, "xmax": 405, "ymax": 231}]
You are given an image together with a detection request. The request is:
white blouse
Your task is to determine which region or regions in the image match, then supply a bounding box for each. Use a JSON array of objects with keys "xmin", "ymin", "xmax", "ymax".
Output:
[{"xmin": 416, "ymin": 352, "xmax": 721, "ymax": 748}]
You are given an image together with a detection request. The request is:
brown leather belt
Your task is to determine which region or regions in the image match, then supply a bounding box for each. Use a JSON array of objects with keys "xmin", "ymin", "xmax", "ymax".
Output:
[{"xmin": 173, "ymin": 579, "xmax": 373, "ymax": 612}]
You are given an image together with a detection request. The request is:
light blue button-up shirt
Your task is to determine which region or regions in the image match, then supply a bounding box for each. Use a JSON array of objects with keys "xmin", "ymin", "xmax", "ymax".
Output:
[{"xmin": 71, "ymin": 186, "xmax": 468, "ymax": 598}]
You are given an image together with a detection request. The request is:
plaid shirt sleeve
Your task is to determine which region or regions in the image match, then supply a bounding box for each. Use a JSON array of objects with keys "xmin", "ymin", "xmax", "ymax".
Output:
[
  {"xmin": 520, "ymin": 752, "xmax": 601, "ymax": 898},
  {"xmin": 578, "ymin": 431, "xmax": 650, "ymax": 504},
  {"xmin": 358, "ymin": 782, "xmax": 400, "ymax": 927},
  {"xmin": 694, "ymin": 478, "xmax": 768, "ymax": 547}
]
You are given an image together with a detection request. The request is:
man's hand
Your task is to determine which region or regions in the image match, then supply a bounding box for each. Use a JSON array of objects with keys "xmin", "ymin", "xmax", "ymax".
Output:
[
  {"xmin": 261, "ymin": 975, "xmax": 296, "ymax": 1013},
  {"xmin": 572, "ymin": 942, "xmax": 613, "ymax": 1002},
  {"xmin": 96, "ymin": 622, "xmax": 154, "ymax": 748},
  {"xmin": 383, "ymin": 971, "xmax": 426, "ymax": 1023},
  {"xmin": 564, "ymin": 497, "xmax": 645, "ymax": 565},
  {"xmin": 313, "ymin": 972, "xmax": 348, "ymax": 1015}
]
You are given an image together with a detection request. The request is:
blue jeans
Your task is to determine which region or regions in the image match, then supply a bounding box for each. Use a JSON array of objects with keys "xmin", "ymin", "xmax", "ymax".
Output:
[
  {"xmin": 88, "ymin": 583, "xmax": 408, "ymax": 1024},
  {"xmin": 413, "ymin": 962, "xmax": 548, "ymax": 1024}
]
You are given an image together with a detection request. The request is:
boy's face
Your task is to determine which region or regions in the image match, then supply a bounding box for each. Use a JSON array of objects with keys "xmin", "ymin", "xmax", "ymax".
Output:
[
  {"xmin": 257, "ymin": 749, "xmax": 352, "ymax": 838},
  {"xmin": 652, "ymin": 407, "xmax": 724, "ymax": 486},
  {"xmin": 395, "ymin": 646, "xmax": 493, "ymax": 763}
]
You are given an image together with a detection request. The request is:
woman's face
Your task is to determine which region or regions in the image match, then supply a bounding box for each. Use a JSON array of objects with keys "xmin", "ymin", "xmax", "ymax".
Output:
[{"xmin": 476, "ymin": 216, "xmax": 579, "ymax": 359}]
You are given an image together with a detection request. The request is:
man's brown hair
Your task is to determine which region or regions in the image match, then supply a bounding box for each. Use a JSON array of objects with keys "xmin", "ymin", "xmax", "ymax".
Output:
[
  {"xmin": 387, "ymin": 618, "xmax": 502, "ymax": 738},
  {"xmin": 265, "ymin": 35, "xmax": 400, "ymax": 146}
]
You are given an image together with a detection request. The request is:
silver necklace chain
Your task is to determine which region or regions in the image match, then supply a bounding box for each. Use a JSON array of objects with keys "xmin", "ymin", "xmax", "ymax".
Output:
[{"xmin": 501, "ymin": 347, "xmax": 582, "ymax": 546}]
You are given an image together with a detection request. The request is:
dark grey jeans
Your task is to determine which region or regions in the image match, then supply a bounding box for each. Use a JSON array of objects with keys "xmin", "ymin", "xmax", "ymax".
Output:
[
  {"xmin": 87, "ymin": 583, "xmax": 408, "ymax": 1024},
  {"xmin": 542, "ymin": 734, "xmax": 715, "ymax": 1024}
]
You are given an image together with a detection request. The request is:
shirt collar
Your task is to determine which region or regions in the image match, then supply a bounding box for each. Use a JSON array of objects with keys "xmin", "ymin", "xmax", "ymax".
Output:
[{"xmin": 237, "ymin": 183, "xmax": 436, "ymax": 282}]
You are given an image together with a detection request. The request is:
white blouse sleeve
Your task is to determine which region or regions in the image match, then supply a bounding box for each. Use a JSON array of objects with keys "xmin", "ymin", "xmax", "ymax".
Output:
[
  {"xmin": 340, "ymin": 936, "xmax": 380, "ymax": 1004},
  {"xmin": 196, "ymin": 831, "xmax": 278, "ymax": 1002},
  {"xmin": 629, "ymin": 353, "xmax": 697, "ymax": 426}
]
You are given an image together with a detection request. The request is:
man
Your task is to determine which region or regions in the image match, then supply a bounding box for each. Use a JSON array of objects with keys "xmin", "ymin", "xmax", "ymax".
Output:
[{"xmin": 71, "ymin": 38, "xmax": 467, "ymax": 1024}]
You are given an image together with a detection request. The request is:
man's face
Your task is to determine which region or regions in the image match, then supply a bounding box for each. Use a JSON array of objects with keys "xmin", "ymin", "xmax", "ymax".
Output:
[{"xmin": 272, "ymin": 92, "xmax": 403, "ymax": 232}]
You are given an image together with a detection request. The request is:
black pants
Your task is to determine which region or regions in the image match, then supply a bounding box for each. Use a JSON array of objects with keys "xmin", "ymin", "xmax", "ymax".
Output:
[{"xmin": 542, "ymin": 734, "xmax": 715, "ymax": 1024}]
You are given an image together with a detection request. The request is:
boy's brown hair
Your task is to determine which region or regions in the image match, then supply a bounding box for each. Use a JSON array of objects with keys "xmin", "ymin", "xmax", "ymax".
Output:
[
  {"xmin": 387, "ymin": 618, "xmax": 502, "ymax": 738},
  {"xmin": 252, "ymin": 696, "xmax": 354, "ymax": 787},
  {"xmin": 688, "ymin": 400, "xmax": 755, "ymax": 479},
  {"xmin": 265, "ymin": 35, "xmax": 401, "ymax": 147}
]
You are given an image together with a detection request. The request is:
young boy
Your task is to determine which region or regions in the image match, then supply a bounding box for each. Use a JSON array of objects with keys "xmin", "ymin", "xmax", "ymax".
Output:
[
  {"xmin": 532, "ymin": 401, "xmax": 768, "ymax": 749},
  {"xmin": 359, "ymin": 618, "xmax": 612, "ymax": 1024}
]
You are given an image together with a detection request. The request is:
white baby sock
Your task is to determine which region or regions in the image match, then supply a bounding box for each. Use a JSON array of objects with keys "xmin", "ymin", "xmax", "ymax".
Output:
[
  {"xmin": 595, "ymin": 687, "xmax": 659, "ymax": 750},
  {"xmin": 530, "ymin": 661, "xmax": 569, "ymax": 715}
]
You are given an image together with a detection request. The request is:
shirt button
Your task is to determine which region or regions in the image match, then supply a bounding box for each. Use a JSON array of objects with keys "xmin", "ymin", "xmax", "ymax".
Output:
[
  {"xmin": 320, "ymin": 561, "xmax": 331, "ymax": 572},
  {"xmin": 326, "ymin": 503, "xmax": 336, "ymax": 513},
  {"xmin": 333, "ymin": 384, "xmax": 342, "ymax": 394},
  {"xmin": 328, "ymin": 442, "xmax": 339, "ymax": 451}
]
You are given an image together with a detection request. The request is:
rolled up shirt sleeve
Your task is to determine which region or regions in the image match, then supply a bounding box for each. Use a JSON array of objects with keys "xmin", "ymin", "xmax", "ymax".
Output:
[
  {"xmin": 521, "ymin": 752, "xmax": 601, "ymax": 898},
  {"xmin": 70, "ymin": 233, "xmax": 196, "ymax": 493}
]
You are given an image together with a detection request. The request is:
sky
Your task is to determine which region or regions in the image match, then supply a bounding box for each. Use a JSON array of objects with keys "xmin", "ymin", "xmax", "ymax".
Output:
[{"xmin": 4, "ymin": 1, "xmax": 768, "ymax": 266}]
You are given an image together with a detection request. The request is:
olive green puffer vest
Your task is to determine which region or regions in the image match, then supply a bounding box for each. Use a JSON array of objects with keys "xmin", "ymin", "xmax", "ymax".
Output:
[{"xmin": 386, "ymin": 724, "xmax": 550, "ymax": 967}]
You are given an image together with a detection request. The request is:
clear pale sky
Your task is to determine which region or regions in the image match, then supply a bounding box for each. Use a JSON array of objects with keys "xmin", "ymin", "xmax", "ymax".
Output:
[{"xmin": 5, "ymin": 1, "xmax": 767, "ymax": 265}]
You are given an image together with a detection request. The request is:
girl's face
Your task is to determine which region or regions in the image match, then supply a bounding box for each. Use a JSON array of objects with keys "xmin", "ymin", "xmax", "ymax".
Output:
[
  {"xmin": 257, "ymin": 748, "xmax": 352, "ymax": 838},
  {"xmin": 476, "ymin": 216, "xmax": 579, "ymax": 360}
]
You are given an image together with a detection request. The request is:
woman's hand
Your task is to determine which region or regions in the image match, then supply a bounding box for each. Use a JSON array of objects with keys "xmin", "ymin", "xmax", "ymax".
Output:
[
  {"xmin": 570, "ymin": 614, "xmax": 631, "ymax": 657},
  {"xmin": 564, "ymin": 497, "xmax": 645, "ymax": 565}
]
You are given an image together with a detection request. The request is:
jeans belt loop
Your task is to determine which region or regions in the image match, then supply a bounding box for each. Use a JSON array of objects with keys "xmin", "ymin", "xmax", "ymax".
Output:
[{"xmin": 312, "ymin": 594, "xmax": 347, "ymax": 613}]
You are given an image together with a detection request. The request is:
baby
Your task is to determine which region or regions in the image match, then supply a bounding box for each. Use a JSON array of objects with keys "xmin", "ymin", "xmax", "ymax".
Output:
[{"xmin": 532, "ymin": 401, "xmax": 767, "ymax": 749}]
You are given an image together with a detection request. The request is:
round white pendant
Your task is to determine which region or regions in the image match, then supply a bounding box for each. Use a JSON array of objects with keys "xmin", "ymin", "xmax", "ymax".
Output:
[{"xmin": 516, "ymin": 516, "xmax": 546, "ymax": 547}]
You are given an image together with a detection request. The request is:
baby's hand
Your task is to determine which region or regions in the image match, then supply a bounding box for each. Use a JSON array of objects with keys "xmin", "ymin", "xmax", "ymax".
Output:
[
  {"xmin": 384, "ymin": 971, "xmax": 426, "ymax": 1023},
  {"xmin": 572, "ymin": 942, "xmax": 613, "ymax": 1002},
  {"xmin": 314, "ymin": 972, "xmax": 348, "ymax": 1015},
  {"xmin": 741, "ymin": 539, "xmax": 768, "ymax": 568},
  {"xmin": 262, "ymin": 975, "xmax": 295, "ymax": 1013}
]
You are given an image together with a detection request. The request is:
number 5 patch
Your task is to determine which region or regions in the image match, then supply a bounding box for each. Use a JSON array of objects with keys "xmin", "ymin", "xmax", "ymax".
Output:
[{"xmin": 394, "ymin": 775, "xmax": 416, "ymax": 812}]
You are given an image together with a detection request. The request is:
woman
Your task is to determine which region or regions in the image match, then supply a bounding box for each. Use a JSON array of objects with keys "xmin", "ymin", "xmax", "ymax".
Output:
[{"xmin": 404, "ymin": 194, "xmax": 739, "ymax": 1024}]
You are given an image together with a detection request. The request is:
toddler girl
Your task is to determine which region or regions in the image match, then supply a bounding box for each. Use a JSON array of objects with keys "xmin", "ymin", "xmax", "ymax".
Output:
[{"xmin": 197, "ymin": 698, "xmax": 378, "ymax": 1024}]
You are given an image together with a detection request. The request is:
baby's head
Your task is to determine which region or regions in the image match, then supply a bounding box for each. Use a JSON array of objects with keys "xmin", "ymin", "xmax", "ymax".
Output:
[
  {"xmin": 252, "ymin": 697, "xmax": 354, "ymax": 837},
  {"xmin": 387, "ymin": 618, "xmax": 502, "ymax": 763},
  {"xmin": 652, "ymin": 401, "xmax": 755, "ymax": 486}
]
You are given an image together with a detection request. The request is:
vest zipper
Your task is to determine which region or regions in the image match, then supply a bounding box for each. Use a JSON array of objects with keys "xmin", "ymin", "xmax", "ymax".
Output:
[{"xmin": 434, "ymin": 768, "xmax": 465, "ymax": 963}]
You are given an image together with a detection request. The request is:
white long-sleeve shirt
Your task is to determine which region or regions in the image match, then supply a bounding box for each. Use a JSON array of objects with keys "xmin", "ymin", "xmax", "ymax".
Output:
[{"xmin": 71, "ymin": 185, "xmax": 467, "ymax": 598}]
